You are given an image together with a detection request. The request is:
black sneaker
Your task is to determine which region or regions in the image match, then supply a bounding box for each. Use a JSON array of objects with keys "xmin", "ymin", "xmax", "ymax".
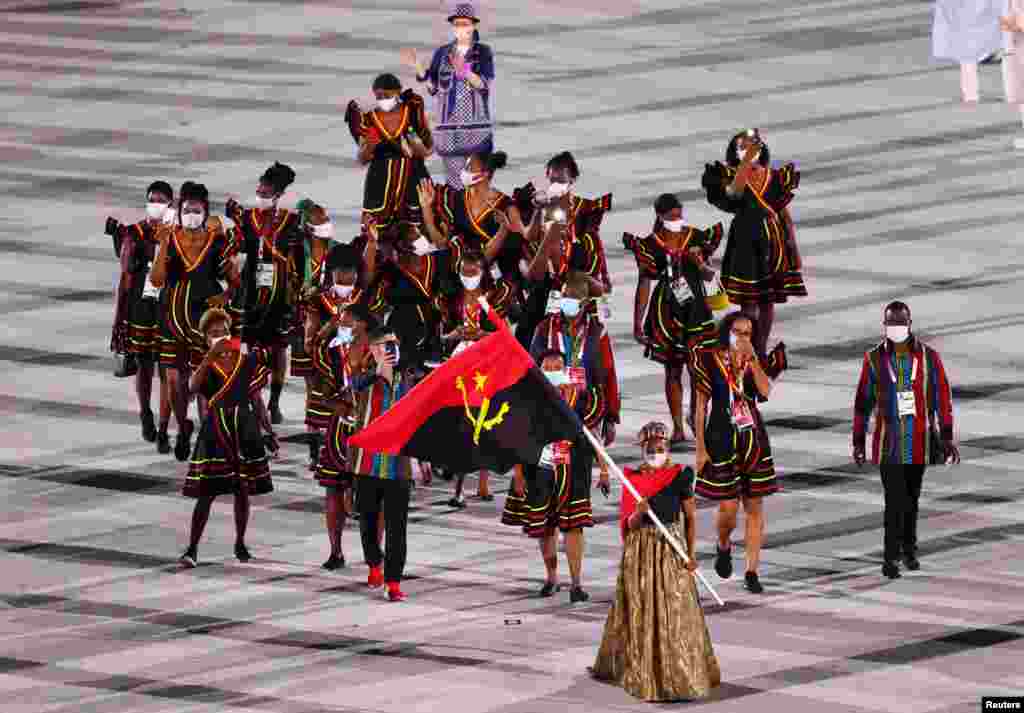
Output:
[
  {"xmin": 714, "ymin": 546, "xmax": 733, "ymax": 579},
  {"xmin": 539, "ymin": 581, "xmax": 560, "ymax": 597},
  {"xmin": 902, "ymin": 554, "xmax": 920, "ymax": 571},
  {"xmin": 322, "ymin": 554, "xmax": 345, "ymax": 570},
  {"xmin": 174, "ymin": 420, "xmax": 194, "ymax": 462},
  {"xmin": 234, "ymin": 543, "xmax": 252, "ymax": 562},
  {"xmin": 180, "ymin": 547, "xmax": 198, "ymax": 568},
  {"xmin": 569, "ymin": 586, "xmax": 590, "ymax": 603},
  {"xmin": 882, "ymin": 561, "xmax": 901, "ymax": 579},
  {"xmin": 140, "ymin": 410, "xmax": 157, "ymax": 443},
  {"xmin": 447, "ymin": 496, "xmax": 466, "ymax": 509},
  {"xmin": 156, "ymin": 430, "xmax": 171, "ymax": 454},
  {"xmin": 744, "ymin": 571, "xmax": 764, "ymax": 593}
]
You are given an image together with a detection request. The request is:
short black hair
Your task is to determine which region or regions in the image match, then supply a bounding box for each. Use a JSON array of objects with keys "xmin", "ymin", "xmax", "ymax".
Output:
[
  {"xmin": 536, "ymin": 349, "xmax": 566, "ymax": 367},
  {"xmin": 718, "ymin": 311, "xmax": 759, "ymax": 348},
  {"xmin": 725, "ymin": 130, "xmax": 771, "ymax": 167},
  {"xmin": 884, "ymin": 301, "xmax": 911, "ymax": 319},
  {"xmin": 653, "ymin": 193, "xmax": 681, "ymax": 216},
  {"xmin": 367, "ymin": 324, "xmax": 395, "ymax": 343},
  {"xmin": 373, "ymin": 73, "xmax": 402, "ymax": 92},
  {"xmin": 179, "ymin": 181, "xmax": 209, "ymax": 205},
  {"xmin": 546, "ymin": 151, "xmax": 579, "ymax": 180},
  {"xmin": 259, "ymin": 162, "xmax": 296, "ymax": 195},
  {"xmin": 146, "ymin": 181, "xmax": 173, "ymax": 201},
  {"xmin": 470, "ymin": 150, "xmax": 508, "ymax": 177},
  {"xmin": 326, "ymin": 243, "xmax": 362, "ymax": 272}
]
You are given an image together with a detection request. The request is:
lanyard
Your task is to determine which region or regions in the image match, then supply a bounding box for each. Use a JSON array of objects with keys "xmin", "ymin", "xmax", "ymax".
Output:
[
  {"xmin": 886, "ymin": 351, "xmax": 918, "ymax": 386},
  {"xmin": 561, "ymin": 317, "xmax": 586, "ymax": 367}
]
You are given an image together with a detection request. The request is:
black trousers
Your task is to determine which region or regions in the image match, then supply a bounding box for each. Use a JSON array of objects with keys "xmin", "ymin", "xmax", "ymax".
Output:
[
  {"xmin": 879, "ymin": 465, "xmax": 925, "ymax": 561},
  {"xmin": 356, "ymin": 477, "xmax": 411, "ymax": 582}
]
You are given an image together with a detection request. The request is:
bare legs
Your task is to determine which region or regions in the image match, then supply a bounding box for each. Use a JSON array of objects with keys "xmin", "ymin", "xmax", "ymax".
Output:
[
  {"xmin": 538, "ymin": 528, "xmax": 586, "ymax": 599},
  {"xmin": 324, "ymin": 490, "xmax": 347, "ymax": 563},
  {"xmin": 716, "ymin": 496, "xmax": 765, "ymax": 575},
  {"xmin": 184, "ymin": 491, "xmax": 252, "ymax": 563},
  {"xmin": 960, "ymin": 62, "xmax": 979, "ymax": 103}
]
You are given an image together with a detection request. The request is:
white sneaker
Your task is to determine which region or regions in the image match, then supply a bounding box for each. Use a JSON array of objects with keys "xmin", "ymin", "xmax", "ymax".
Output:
[{"xmin": 1014, "ymin": 137, "xmax": 1024, "ymax": 150}]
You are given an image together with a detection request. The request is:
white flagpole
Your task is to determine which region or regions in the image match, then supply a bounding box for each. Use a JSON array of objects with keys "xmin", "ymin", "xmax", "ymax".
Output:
[
  {"xmin": 473, "ymin": 295, "xmax": 725, "ymax": 605},
  {"xmin": 582, "ymin": 426, "xmax": 726, "ymax": 606}
]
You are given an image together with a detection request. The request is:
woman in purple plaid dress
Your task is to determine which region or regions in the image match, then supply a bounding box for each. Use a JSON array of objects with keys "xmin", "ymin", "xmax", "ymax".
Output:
[{"xmin": 401, "ymin": 2, "xmax": 495, "ymax": 190}]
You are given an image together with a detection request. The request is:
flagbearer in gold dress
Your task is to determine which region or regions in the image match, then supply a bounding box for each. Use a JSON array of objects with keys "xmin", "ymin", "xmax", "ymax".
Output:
[{"xmin": 592, "ymin": 421, "xmax": 721, "ymax": 702}]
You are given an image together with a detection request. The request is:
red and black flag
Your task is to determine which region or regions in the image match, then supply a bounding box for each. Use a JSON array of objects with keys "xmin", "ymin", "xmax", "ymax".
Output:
[{"xmin": 347, "ymin": 304, "xmax": 582, "ymax": 474}]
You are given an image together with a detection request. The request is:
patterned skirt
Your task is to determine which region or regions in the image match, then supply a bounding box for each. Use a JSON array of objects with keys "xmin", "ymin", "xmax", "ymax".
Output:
[
  {"xmin": 642, "ymin": 280, "xmax": 717, "ymax": 368},
  {"xmin": 720, "ymin": 212, "xmax": 806, "ymax": 305},
  {"xmin": 592, "ymin": 523, "xmax": 721, "ymax": 702},
  {"xmin": 694, "ymin": 422, "xmax": 779, "ymax": 500},
  {"xmin": 126, "ymin": 296, "xmax": 161, "ymax": 357},
  {"xmin": 500, "ymin": 445, "xmax": 594, "ymax": 537},
  {"xmin": 315, "ymin": 412, "xmax": 355, "ymax": 490},
  {"xmin": 183, "ymin": 403, "xmax": 273, "ymax": 498}
]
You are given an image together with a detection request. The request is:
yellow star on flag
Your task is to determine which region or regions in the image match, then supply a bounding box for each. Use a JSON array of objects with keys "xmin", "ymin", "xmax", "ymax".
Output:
[{"xmin": 473, "ymin": 371, "xmax": 488, "ymax": 393}]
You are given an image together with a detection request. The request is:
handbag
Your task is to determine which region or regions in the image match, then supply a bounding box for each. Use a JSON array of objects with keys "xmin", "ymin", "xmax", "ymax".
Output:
[
  {"xmin": 704, "ymin": 275, "xmax": 729, "ymax": 311},
  {"xmin": 113, "ymin": 352, "xmax": 138, "ymax": 378}
]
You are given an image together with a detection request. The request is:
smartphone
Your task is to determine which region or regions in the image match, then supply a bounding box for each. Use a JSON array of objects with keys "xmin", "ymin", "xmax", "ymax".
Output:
[{"xmin": 384, "ymin": 341, "xmax": 399, "ymax": 363}]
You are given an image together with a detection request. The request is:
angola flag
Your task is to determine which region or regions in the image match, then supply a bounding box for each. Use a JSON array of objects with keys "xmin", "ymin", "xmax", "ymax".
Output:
[{"xmin": 347, "ymin": 303, "xmax": 582, "ymax": 473}]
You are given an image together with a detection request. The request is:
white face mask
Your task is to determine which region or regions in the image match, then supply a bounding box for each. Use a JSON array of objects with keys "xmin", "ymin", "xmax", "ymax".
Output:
[
  {"xmin": 412, "ymin": 236, "xmax": 436, "ymax": 255},
  {"xmin": 545, "ymin": 369, "xmax": 570, "ymax": 387},
  {"xmin": 885, "ymin": 325, "xmax": 910, "ymax": 343},
  {"xmin": 181, "ymin": 213, "xmax": 204, "ymax": 230},
  {"xmin": 560, "ymin": 297, "xmax": 580, "ymax": 317},
  {"xmin": 662, "ymin": 218, "xmax": 684, "ymax": 232},
  {"xmin": 331, "ymin": 284, "xmax": 355, "ymax": 298},
  {"xmin": 460, "ymin": 273, "xmax": 482, "ymax": 290},
  {"xmin": 546, "ymin": 182, "xmax": 570, "ymax": 198},
  {"xmin": 145, "ymin": 202, "xmax": 168, "ymax": 220},
  {"xmin": 335, "ymin": 326, "xmax": 353, "ymax": 345},
  {"xmin": 377, "ymin": 97, "xmax": 398, "ymax": 112},
  {"xmin": 644, "ymin": 452, "xmax": 668, "ymax": 468},
  {"xmin": 312, "ymin": 222, "xmax": 335, "ymax": 239},
  {"xmin": 460, "ymin": 169, "xmax": 483, "ymax": 186},
  {"xmin": 453, "ymin": 27, "xmax": 474, "ymax": 44},
  {"xmin": 252, "ymin": 196, "xmax": 275, "ymax": 210}
]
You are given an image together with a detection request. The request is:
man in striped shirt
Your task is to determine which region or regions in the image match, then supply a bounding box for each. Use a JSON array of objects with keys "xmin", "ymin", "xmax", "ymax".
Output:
[
  {"xmin": 349, "ymin": 326, "xmax": 424, "ymax": 601},
  {"xmin": 853, "ymin": 302, "xmax": 960, "ymax": 579}
]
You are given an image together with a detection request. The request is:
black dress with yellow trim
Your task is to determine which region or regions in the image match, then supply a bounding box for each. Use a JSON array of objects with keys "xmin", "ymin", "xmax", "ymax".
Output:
[
  {"xmin": 231, "ymin": 207, "xmax": 305, "ymax": 349},
  {"xmin": 158, "ymin": 220, "xmax": 235, "ymax": 370},
  {"xmin": 304, "ymin": 286, "xmax": 367, "ymax": 430},
  {"xmin": 701, "ymin": 161, "xmax": 804, "ymax": 304},
  {"xmin": 121, "ymin": 221, "xmax": 163, "ymax": 357},
  {"xmin": 356, "ymin": 91, "xmax": 432, "ymax": 228},
  {"xmin": 312, "ymin": 339, "xmax": 360, "ymax": 490},
  {"xmin": 623, "ymin": 224, "xmax": 723, "ymax": 368},
  {"xmin": 690, "ymin": 344, "xmax": 787, "ymax": 500},
  {"xmin": 436, "ymin": 279, "xmax": 516, "ymax": 353},
  {"xmin": 291, "ymin": 233, "xmax": 368, "ymax": 378},
  {"xmin": 184, "ymin": 347, "xmax": 274, "ymax": 498},
  {"xmin": 366, "ymin": 247, "xmax": 451, "ymax": 363},
  {"xmin": 432, "ymin": 184, "xmax": 525, "ymax": 286},
  {"xmin": 501, "ymin": 385, "xmax": 600, "ymax": 536}
]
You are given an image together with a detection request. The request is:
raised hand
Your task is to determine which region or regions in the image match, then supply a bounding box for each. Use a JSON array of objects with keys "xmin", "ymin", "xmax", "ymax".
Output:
[
  {"xmin": 417, "ymin": 179, "xmax": 435, "ymax": 212},
  {"xmin": 399, "ymin": 47, "xmax": 419, "ymax": 68}
]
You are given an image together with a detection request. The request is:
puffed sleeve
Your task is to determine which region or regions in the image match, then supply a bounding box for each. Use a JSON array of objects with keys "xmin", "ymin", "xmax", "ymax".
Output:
[
  {"xmin": 344, "ymin": 100, "xmax": 363, "ymax": 144},
  {"xmin": 697, "ymin": 222, "xmax": 724, "ymax": 258},
  {"xmin": 623, "ymin": 232, "xmax": 660, "ymax": 279},
  {"xmin": 701, "ymin": 162, "xmax": 743, "ymax": 214},
  {"xmin": 766, "ymin": 162, "xmax": 799, "ymax": 211}
]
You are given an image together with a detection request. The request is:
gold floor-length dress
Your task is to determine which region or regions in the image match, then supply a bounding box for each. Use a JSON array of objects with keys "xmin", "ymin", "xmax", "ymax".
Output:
[{"xmin": 592, "ymin": 523, "xmax": 721, "ymax": 701}]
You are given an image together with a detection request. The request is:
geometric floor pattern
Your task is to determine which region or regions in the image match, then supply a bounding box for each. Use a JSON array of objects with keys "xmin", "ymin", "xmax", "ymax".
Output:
[{"xmin": 1, "ymin": 1, "xmax": 1022, "ymax": 711}]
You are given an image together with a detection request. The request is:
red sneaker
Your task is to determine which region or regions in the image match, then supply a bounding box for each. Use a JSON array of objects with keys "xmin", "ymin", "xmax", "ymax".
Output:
[
  {"xmin": 367, "ymin": 566, "xmax": 384, "ymax": 588},
  {"xmin": 386, "ymin": 582, "xmax": 406, "ymax": 602}
]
